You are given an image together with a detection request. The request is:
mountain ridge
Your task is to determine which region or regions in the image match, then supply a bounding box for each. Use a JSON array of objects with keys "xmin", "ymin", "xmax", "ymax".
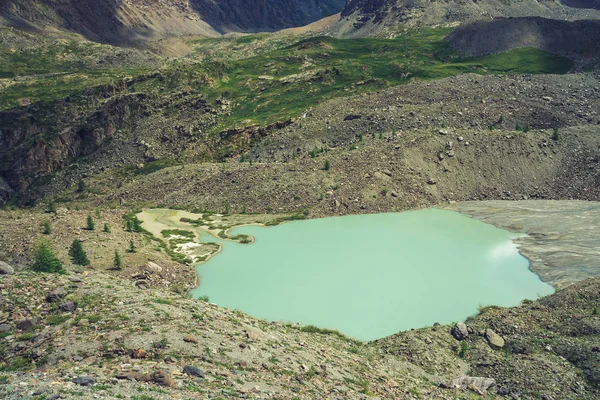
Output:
[{"xmin": 0, "ymin": 0, "xmax": 347, "ymax": 44}]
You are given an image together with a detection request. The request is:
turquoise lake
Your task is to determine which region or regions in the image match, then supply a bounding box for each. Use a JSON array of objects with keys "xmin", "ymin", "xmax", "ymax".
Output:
[{"xmin": 191, "ymin": 209, "xmax": 554, "ymax": 341}]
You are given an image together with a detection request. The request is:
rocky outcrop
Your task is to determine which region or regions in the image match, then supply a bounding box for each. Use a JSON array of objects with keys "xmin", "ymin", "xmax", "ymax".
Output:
[{"xmin": 0, "ymin": 92, "xmax": 146, "ymax": 196}]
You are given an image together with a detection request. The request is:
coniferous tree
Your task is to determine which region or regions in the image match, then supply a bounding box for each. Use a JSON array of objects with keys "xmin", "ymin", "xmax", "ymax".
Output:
[
  {"xmin": 132, "ymin": 217, "xmax": 143, "ymax": 232},
  {"xmin": 113, "ymin": 250, "xmax": 122, "ymax": 270},
  {"xmin": 42, "ymin": 221, "xmax": 52, "ymax": 235},
  {"xmin": 86, "ymin": 215, "xmax": 95, "ymax": 231},
  {"xmin": 77, "ymin": 179, "xmax": 86, "ymax": 193},
  {"xmin": 126, "ymin": 219, "xmax": 133, "ymax": 232},
  {"xmin": 128, "ymin": 240, "xmax": 136, "ymax": 253},
  {"xmin": 103, "ymin": 223, "xmax": 111, "ymax": 233},
  {"xmin": 32, "ymin": 240, "xmax": 64, "ymax": 273},
  {"xmin": 69, "ymin": 239, "xmax": 90, "ymax": 266}
]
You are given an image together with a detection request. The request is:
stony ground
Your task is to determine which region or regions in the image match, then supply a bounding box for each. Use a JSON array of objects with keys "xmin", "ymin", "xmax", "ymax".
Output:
[{"xmin": 445, "ymin": 200, "xmax": 600, "ymax": 288}]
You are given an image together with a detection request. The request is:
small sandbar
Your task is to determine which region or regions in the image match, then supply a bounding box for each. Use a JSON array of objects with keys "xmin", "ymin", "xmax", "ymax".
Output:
[{"xmin": 137, "ymin": 209, "xmax": 300, "ymax": 264}]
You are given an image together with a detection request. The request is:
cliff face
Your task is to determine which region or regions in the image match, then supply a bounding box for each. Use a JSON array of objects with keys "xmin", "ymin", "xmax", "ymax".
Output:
[
  {"xmin": 0, "ymin": 91, "xmax": 146, "ymax": 198},
  {"xmin": 0, "ymin": 0, "xmax": 346, "ymax": 44}
]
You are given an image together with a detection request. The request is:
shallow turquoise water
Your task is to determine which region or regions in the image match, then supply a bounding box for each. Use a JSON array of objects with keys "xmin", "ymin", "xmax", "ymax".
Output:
[{"xmin": 191, "ymin": 209, "xmax": 554, "ymax": 341}]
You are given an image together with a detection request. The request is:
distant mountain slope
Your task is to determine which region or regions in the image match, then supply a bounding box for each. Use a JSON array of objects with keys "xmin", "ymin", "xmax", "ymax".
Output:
[
  {"xmin": 0, "ymin": 0, "xmax": 346, "ymax": 44},
  {"xmin": 333, "ymin": 0, "xmax": 600, "ymax": 37},
  {"xmin": 447, "ymin": 17, "xmax": 600, "ymax": 63}
]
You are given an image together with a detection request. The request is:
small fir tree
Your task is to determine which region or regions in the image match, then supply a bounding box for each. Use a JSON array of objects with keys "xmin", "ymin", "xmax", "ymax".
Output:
[
  {"xmin": 48, "ymin": 201, "xmax": 57, "ymax": 214},
  {"xmin": 69, "ymin": 239, "xmax": 90, "ymax": 266},
  {"xmin": 103, "ymin": 223, "xmax": 111, "ymax": 233},
  {"xmin": 77, "ymin": 179, "xmax": 86, "ymax": 193},
  {"xmin": 132, "ymin": 217, "xmax": 143, "ymax": 232},
  {"xmin": 128, "ymin": 240, "xmax": 136, "ymax": 253},
  {"xmin": 86, "ymin": 215, "xmax": 95, "ymax": 231},
  {"xmin": 126, "ymin": 219, "xmax": 133, "ymax": 232},
  {"xmin": 324, "ymin": 160, "xmax": 330, "ymax": 171},
  {"xmin": 42, "ymin": 221, "xmax": 52, "ymax": 235},
  {"xmin": 113, "ymin": 250, "xmax": 122, "ymax": 270},
  {"xmin": 31, "ymin": 240, "xmax": 64, "ymax": 273}
]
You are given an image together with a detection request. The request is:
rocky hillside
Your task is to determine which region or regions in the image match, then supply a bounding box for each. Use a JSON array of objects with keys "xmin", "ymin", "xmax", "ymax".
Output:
[
  {"xmin": 0, "ymin": 0, "xmax": 346, "ymax": 44},
  {"xmin": 0, "ymin": 204, "xmax": 599, "ymax": 399},
  {"xmin": 333, "ymin": 0, "xmax": 600, "ymax": 37}
]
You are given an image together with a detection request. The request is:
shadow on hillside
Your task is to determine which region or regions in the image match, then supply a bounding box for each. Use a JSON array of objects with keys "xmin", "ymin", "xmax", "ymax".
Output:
[{"xmin": 561, "ymin": 0, "xmax": 600, "ymax": 9}]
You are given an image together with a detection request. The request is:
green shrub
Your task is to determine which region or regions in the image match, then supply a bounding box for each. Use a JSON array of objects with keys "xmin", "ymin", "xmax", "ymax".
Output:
[
  {"xmin": 47, "ymin": 315, "xmax": 69, "ymax": 326},
  {"xmin": 103, "ymin": 223, "xmax": 111, "ymax": 233},
  {"xmin": 77, "ymin": 179, "xmax": 86, "ymax": 193},
  {"xmin": 42, "ymin": 221, "xmax": 51, "ymax": 235},
  {"xmin": 31, "ymin": 240, "xmax": 64, "ymax": 273},
  {"xmin": 552, "ymin": 128, "xmax": 560, "ymax": 141},
  {"xmin": 324, "ymin": 160, "xmax": 330, "ymax": 171},
  {"xmin": 459, "ymin": 341, "xmax": 469, "ymax": 358}
]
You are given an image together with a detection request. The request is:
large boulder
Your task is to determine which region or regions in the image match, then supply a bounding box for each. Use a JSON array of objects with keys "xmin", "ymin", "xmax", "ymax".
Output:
[
  {"xmin": 144, "ymin": 262, "xmax": 163, "ymax": 273},
  {"xmin": 450, "ymin": 322, "xmax": 469, "ymax": 341},
  {"xmin": 485, "ymin": 329, "xmax": 505, "ymax": 349},
  {"xmin": 46, "ymin": 288, "xmax": 67, "ymax": 302},
  {"xmin": 0, "ymin": 261, "xmax": 14, "ymax": 275}
]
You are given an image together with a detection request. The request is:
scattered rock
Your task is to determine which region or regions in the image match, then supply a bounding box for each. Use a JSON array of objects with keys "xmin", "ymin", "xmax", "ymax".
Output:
[
  {"xmin": 427, "ymin": 177, "xmax": 437, "ymax": 185},
  {"xmin": 183, "ymin": 365, "xmax": 205, "ymax": 378},
  {"xmin": 439, "ymin": 129, "xmax": 448, "ymax": 135},
  {"xmin": 131, "ymin": 348, "xmax": 148, "ymax": 359},
  {"xmin": 446, "ymin": 376, "xmax": 496, "ymax": 394},
  {"xmin": 391, "ymin": 191, "xmax": 399, "ymax": 198},
  {"xmin": 183, "ymin": 334, "xmax": 198, "ymax": 343},
  {"xmin": 59, "ymin": 301, "xmax": 77, "ymax": 312},
  {"xmin": 0, "ymin": 261, "xmax": 14, "ymax": 275},
  {"xmin": 382, "ymin": 169, "xmax": 393, "ymax": 177},
  {"xmin": 72, "ymin": 376, "xmax": 95, "ymax": 386},
  {"xmin": 151, "ymin": 371, "xmax": 175, "ymax": 387},
  {"xmin": 16, "ymin": 318, "xmax": 39, "ymax": 331},
  {"xmin": 344, "ymin": 114, "xmax": 362, "ymax": 121},
  {"xmin": 0, "ymin": 324, "xmax": 11, "ymax": 333},
  {"xmin": 450, "ymin": 322, "xmax": 469, "ymax": 341},
  {"xmin": 485, "ymin": 329, "xmax": 505, "ymax": 349},
  {"xmin": 78, "ymin": 319, "xmax": 89, "ymax": 327},
  {"xmin": 46, "ymin": 288, "xmax": 67, "ymax": 303}
]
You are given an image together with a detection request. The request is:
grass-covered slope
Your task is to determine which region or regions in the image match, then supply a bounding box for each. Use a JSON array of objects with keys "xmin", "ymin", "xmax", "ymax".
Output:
[{"xmin": 0, "ymin": 28, "xmax": 573, "ymax": 122}]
